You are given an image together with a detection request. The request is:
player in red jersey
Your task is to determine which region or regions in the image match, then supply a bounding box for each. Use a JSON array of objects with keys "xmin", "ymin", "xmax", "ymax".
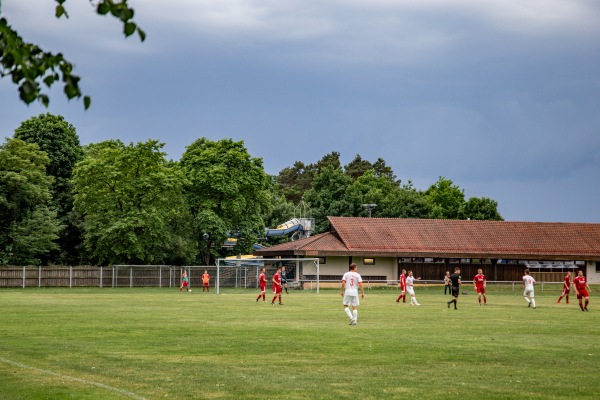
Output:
[
  {"xmin": 473, "ymin": 269, "xmax": 487, "ymax": 305},
  {"xmin": 256, "ymin": 267, "xmax": 267, "ymax": 302},
  {"xmin": 396, "ymin": 269, "xmax": 407, "ymax": 303},
  {"xmin": 271, "ymin": 267, "xmax": 283, "ymax": 305},
  {"xmin": 573, "ymin": 270, "xmax": 591, "ymax": 312},
  {"xmin": 201, "ymin": 270, "xmax": 210, "ymax": 292},
  {"xmin": 557, "ymin": 271, "xmax": 571, "ymax": 304}
]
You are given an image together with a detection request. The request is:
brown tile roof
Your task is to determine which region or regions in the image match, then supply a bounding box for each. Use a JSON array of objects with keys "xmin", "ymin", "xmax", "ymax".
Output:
[
  {"xmin": 255, "ymin": 217, "xmax": 600, "ymax": 260},
  {"xmin": 254, "ymin": 232, "xmax": 347, "ymax": 257}
]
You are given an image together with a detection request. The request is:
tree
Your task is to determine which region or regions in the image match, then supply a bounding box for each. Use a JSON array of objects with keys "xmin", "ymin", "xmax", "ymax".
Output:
[
  {"xmin": 464, "ymin": 197, "xmax": 503, "ymax": 221},
  {"xmin": 71, "ymin": 139, "xmax": 194, "ymax": 265},
  {"xmin": 14, "ymin": 113, "xmax": 84, "ymax": 263},
  {"xmin": 0, "ymin": 0, "xmax": 145, "ymax": 109},
  {"xmin": 276, "ymin": 161, "xmax": 313, "ymax": 204},
  {"xmin": 304, "ymin": 166, "xmax": 361, "ymax": 233},
  {"xmin": 276, "ymin": 151, "xmax": 341, "ymax": 204},
  {"xmin": 372, "ymin": 157, "xmax": 399, "ymax": 184},
  {"xmin": 181, "ymin": 138, "xmax": 270, "ymax": 265},
  {"xmin": 0, "ymin": 138, "xmax": 62, "ymax": 265},
  {"xmin": 383, "ymin": 181, "xmax": 431, "ymax": 219},
  {"xmin": 425, "ymin": 177, "xmax": 466, "ymax": 219},
  {"xmin": 344, "ymin": 154, "xmax": 372, "ymax": 181}
]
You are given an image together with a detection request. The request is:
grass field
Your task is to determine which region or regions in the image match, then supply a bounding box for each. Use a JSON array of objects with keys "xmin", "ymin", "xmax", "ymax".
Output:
[{"xmin": 0, "ymin": 286, "xmax": 598, "ymax": 400}]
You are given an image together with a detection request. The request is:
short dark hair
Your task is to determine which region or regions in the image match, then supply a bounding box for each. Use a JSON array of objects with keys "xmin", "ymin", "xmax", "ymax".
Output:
[
  {"xmin": 349, "ymin": 263, "xmax": 357, "ymax": 270},
  {"xmin": 454, "ymin": 267, "xmax": 460, "ymax": 272},
  {"xmin": 524, "ymin": 269, "xmax": 530, "ymax": 275}
]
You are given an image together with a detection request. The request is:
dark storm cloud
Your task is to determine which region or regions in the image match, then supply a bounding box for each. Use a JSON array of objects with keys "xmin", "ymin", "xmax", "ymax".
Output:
[{"xmin": 1, "ymin": 0, "xmax": 599, "ymax": 222}]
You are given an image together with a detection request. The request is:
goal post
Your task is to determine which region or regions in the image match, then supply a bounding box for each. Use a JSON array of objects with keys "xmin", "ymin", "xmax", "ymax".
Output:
[{"xmin": 215, "ymin": 258, "xmax": 320, "ymax": 294}]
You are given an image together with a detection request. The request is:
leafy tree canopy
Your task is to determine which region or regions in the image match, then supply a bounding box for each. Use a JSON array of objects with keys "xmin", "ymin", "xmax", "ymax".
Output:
[
  {"xmin": 72, "ymin": 139, "xmax": 194, "ymax": 265},
  {"xmin": 13, "ymin": 112, "xmax": 84, "ymax": 264},
  {"xmin": 181, "ymin": 138, "xmax": 271, "ymax": 264},
  {"xmin": 0, "ymin": 137, "xmax": 62, "ymax": 265},
  {"xmin": 426, "ymin": 176, "xmax": 466, "ymax": 219},
  {"xmin": 464, "ymin": 197, "xmax": 503, "ymax": 221}
]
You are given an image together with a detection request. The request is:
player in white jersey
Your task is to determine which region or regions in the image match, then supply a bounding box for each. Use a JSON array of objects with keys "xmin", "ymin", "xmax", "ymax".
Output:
[
  {"xmin": 406, "ymin": 270, "xmax": 421, "ymax": 306},
  {"xmin": 341, "ymin": 263, "xmax": 364, "ymax": 326},
  {"xmin": 522, "ymin": 269, "xmax": 536, "ymax": 309}
]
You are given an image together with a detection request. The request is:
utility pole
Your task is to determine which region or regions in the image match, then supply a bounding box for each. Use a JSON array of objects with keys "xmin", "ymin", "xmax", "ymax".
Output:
[{"xmin": 362, "ymin": 203, "xmax": 377, "ymax": 218}]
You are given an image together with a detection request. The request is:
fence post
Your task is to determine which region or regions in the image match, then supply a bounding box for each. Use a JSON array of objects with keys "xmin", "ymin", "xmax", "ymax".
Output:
[
  {"xmin": 159, "ymin": 266, "xmax": 162, "ymax": 288},
  {"xmin": 69, "ymin": 266, "xmax": 72, "ymax": 288},
  {"xmin": 100, "ymin": 267, "xmax": 103, "ymax": 288},
  {"xmin": 22, "ymin": 266, "xmax": 25, "ymax": 288},
  {"xmin": 39, "ymin": 265, "xmax": 41, "ymax": 288},
  {"xmin": 130, "ymin": 267, "xmax": 133, "ymax": 288}
]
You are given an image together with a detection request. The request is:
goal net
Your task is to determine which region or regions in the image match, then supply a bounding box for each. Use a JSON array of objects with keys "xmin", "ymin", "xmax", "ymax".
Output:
[{"xmin": 215, "ymin": 258, "xmax": 321, "ymax": 294}]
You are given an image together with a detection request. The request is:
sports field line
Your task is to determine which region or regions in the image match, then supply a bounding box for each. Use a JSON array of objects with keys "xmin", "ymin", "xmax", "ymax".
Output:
[{"xmin": 0, "ymin": 357, "xmax": 147, "ymax": 400}]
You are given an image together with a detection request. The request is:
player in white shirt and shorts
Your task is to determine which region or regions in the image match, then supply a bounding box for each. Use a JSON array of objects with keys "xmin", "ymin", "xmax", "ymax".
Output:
[
  {"xmin": 341, "ymin": 263, "xmax": 365, "ymax": 326},
  {"xmin": 406, "ymin": 270, "xmax": 421, "ymax": 306},
  {"xmin": 523, "ymin": 269, "xmax": 536, "ymax": 309}
]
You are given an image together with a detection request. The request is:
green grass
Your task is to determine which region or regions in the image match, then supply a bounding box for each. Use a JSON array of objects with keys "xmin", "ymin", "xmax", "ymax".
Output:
[{"xmin": 0, "ymin": 286, "xmax": 598, "ymax": 399}]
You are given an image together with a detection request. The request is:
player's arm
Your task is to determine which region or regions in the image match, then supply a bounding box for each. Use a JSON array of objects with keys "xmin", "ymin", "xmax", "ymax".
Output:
[
  {"xmin": 359, "ymin": 281, "xmax": 364, "ymax": 298},
  {"xmin": 483, "ymin": 277, "xmax": 486, "ymax": 288},
  {"xmin": 340, "ymin": 280, "xmax": 346, "ymax": 297},
  {"xmin": 473, "ymin": 277, "xmax": 477, "ymax": 289}
]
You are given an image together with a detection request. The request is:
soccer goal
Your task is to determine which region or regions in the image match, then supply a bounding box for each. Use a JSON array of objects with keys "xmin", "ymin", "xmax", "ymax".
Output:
[{"xmin": 215, "ymin": 258, "xmax": 321, "ymax": 294}]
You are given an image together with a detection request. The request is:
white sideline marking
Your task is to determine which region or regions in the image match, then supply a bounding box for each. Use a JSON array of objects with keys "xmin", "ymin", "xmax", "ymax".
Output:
[{"xmin": 0, "ymin": 357, "xmax": 147, "ymax": 400}]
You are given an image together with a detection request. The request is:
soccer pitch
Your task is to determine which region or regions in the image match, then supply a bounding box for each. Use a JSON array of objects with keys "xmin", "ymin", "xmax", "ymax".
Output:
[{"xmin": 0, "ymin": 287, "xmax": 598, "ymax": 400}]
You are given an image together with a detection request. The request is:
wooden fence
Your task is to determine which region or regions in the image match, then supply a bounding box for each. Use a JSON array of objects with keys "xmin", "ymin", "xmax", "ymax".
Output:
[{"xmin": 0, "ymin": 266, "xmax": 215, "ymax": 288}]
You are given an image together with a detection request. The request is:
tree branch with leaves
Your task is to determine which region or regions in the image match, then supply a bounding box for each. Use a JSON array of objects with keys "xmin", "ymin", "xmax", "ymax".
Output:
[{"xmin": 0, "ymin": 0, "xmax": 145, "ymax": 109}]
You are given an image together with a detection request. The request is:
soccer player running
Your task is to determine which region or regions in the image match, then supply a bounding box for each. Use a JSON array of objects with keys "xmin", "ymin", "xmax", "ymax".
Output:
[
  {"xmin": 406, "ymin": 270, "xmax": 421, "ymax": 306},
  {"xmin": 271, "ymin": 267, "xmax": 283, "ymax": 305},
  {"xmin": 523, "ymin": 269, "xmax": 536, "ymax": 309},
  {"xmin": 447, "ymin": 267, "xmax": 461, "ymax": 309},
  {"xmin": 473, "ymin": 269, "xmax": 487, "ymax": 305},
  {"xmin": 396, "ymin": 269, "xmax": 407, "ymax": 303},
  {"xmin": 557, "ymin": 271, "xmax": 572, "ymax": 304},
  {"xmin": 256, "ymin": 267, "xmax": 267, "ymax": 302},
  {"xmin": 573, "ymin": 270, "xmax": 591, "ymax": 312},
  {"xmin": 341, "ymin": 263, "xmax": 364, "ymax": 326},
  {"xmin": 202, "ymin": 270, "xmax": 210, "ymax": 292}
]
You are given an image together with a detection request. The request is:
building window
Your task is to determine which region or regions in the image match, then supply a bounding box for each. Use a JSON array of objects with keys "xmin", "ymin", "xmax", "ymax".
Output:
[
  {"xmin": 363, "ymin": 258, "xmax": 375, "ymax": 265},
  {"xmin": 318, "ymin": 257, "xmax": 326, "ymax": 265}
]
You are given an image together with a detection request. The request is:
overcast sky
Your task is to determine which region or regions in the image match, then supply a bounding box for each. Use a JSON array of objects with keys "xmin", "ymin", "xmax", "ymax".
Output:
[{"xmin": 1, "ymin": 0, "xmax": 599, "ymax": 222}]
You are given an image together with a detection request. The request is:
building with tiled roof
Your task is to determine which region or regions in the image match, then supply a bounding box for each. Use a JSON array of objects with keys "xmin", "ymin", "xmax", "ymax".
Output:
[{"xmin": 255, "ymin": 217, "xmax": 600, "ymax": 283}]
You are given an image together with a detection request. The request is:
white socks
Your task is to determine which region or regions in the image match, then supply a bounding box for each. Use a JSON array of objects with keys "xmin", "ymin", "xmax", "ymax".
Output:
[
  {"xmin": 345, "ymin": 308, "xmax": 353, "ymax": 320},
  {"xmin": 353, "ymin": 309, "xmax": 358, "ymax": 323}
]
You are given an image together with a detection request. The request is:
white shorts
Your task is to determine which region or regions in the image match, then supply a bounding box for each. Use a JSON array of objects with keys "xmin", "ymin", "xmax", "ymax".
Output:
[
  {"xmin": 407, "ymin": 286, "xmax": 415, "ymax": 296},
  {"xmin": 343, "ymin": 295, "xmax": 360, "ymax": 307},
  {"xmin": 523, "ymin": 289, "xmax": 534, "ymax": 298}
]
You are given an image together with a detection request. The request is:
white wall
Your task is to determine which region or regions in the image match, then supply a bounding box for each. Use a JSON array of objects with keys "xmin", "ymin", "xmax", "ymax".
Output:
[
  {"xmin": 308, "ymin": 256, "xmax": 396, "ymax": 280},
  {"xmin": 586, "ymin": 261, "xmax": 600, "ymax": 284}
]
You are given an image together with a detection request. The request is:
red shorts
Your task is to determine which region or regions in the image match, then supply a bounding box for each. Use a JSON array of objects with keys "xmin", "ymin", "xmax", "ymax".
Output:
[
  {"xmin": 203, "ymin": 282, "xmax": 209, "ymax": 287},
  {"xmin": 561, "ymin": 288, "xmax": 570, "ymax": 295},
  {"xmin": 400, "ymin": 286, "xmax": 406, "ymax": 294},
  {"xmin": 181, "ymin": 281, "xmax": 188, "ymax": 287},
  {"xmin": 577, "ymin": 290, "xmax": 589, "ymax": 299},
  {"xmin": 273, "ymin": 286, "xmax": 282, "ymax": 294},
  {"xmin": 260, "ymin": 284, "xmax": 266, "ymax": 292},
  {"xmin": 476, "ymin": 287, "xmax": 485, "ymax": 294}
]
